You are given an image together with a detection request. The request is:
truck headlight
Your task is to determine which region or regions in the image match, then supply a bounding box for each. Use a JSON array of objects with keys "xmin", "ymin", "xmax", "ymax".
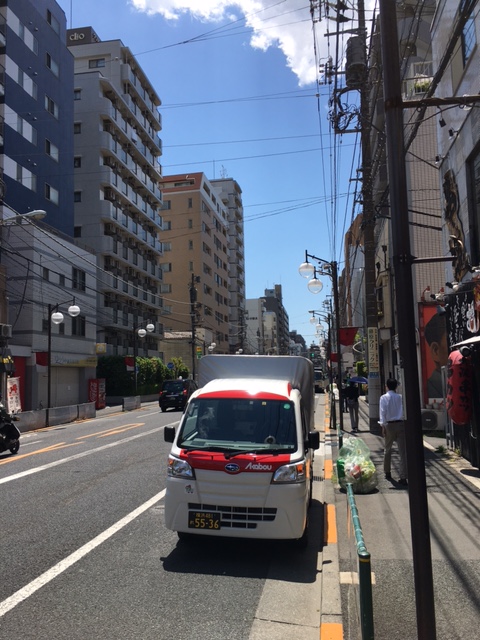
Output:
[
  {"xmin": 168, "ymin": 455, "xmax": 194, "ymax": 479},
  {"xmin": 272, "ymin": 460, "xmax": 306, "ymax": 484}
]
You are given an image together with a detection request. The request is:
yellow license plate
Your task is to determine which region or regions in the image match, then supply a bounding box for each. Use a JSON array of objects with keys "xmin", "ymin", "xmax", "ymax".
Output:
[{"xmin": 188, "ymin": 511, "xmax": 221, "ymax": 530}]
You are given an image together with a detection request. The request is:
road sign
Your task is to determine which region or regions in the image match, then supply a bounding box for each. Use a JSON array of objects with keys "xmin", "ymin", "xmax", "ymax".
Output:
[{"xmin": 167, "ymin": 362, "xmax": 174, "ymax": 370}]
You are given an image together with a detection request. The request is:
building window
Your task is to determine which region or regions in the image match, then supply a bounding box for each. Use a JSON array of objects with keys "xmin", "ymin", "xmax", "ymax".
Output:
[
  {"xmin": 74, "ymin": 157, "xmax": 82, "ymax": 168},
  {"xmin": 462, "ymin": 17, "xmax": 476, "ymax": 64},
  {"xmin": 163, "ymin": 242, "xmax": 172, "ymax": 251},
  {"xmin": 74, "ymin": 89, "xmax": 82, "ymax": 101},
  {"xmin": 72, "ymin": 267, "xmax": 86, "ymax": 291},
  {"xmin": 47, "ymin": 9, "xmax": 60, "ymax": 34},
  {"xmin": 188, "ymin": 219, "xmax": 193, "ymax": 229},
  {"xmin": 188, "ymin": 198, "xmax": 193, "ymax": 208},
  {"xmin": 59, "ymin": 274, "xmax": 65, "ymax": 286},
  {"xmin": 89, "ymin": 58, "xmax": 105, "ymax": 68},
  {"xmin": 72, "ymin": 315, "xmax": 86, "ymax": 337},
  {"xmin": 189, "ymin": 240, "xmax": 193, "ymax": 250},
  {"xmin": 43, "ymin": 267, "xmax": 49, "ymax": 280},
  {"xmin": 45, "ymin": 95, "xmax": 58, "ymax": 118},
  {"xmin": 45, "ymin": 183, "xmax": 59, "ymax": 204},
  {"xmin": 74, "ymin": 122, "xmax": 82, "ymax": 134},
  {"xmin": 45, "ymin": 139, "xmax": 59, "ymax": 161},
  {"xmin": 46, "ymin": 53, "xmax": 59, "ymax": 76},
  {"xmin": 74, "ymin": 191, "xmax": 82, "ymax": 202}
]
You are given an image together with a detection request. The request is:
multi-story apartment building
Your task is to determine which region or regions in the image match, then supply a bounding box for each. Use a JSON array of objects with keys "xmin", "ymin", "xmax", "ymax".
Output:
[
  {"xmin": 262, "ymin": 285, "xmax": 290, "ymax": 355},
  {"xmin": 0, "ymin": 0, "xmax": 74, "ymax": 233},
  {"xmin": 160, "ymin": 172, "xmax": 232, "ymax": 365},
  {"xmin": 66, "ymin": 26, "xmax": 164, "ymax": 358},
  {"xmin": 210, "ymin": 177, "xmax": 246, "ymax": 353}
]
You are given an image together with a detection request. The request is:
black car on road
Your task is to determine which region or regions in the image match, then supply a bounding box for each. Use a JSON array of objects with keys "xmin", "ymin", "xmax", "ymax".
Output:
[{"xmin": 159, "ymin": 379, "xmax": 198, "ymax": 412}]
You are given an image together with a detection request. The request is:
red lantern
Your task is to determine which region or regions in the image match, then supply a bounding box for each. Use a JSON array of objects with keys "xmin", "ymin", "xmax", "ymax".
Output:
[{"xmin": 446, "ymin": 350, "xmax": 472, "ymax": 425}]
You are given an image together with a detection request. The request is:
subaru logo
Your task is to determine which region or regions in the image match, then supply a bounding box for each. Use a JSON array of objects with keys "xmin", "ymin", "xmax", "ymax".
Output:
[{"xmin": 225, "ymin": 463, "xmax": 240, "ymax": 474}]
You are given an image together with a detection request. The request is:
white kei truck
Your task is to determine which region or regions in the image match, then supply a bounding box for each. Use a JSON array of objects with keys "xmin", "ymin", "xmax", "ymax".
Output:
[{"xmin": 164, "ymin": 355, "xmax": 319, "ymax": 545}]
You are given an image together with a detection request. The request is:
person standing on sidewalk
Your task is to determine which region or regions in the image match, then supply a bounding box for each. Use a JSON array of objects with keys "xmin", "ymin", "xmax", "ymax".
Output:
[
  {"xmin": 379, "ymin": 378, "xmax": 408, "ymax": 486},
  {"xmin": 345, "ymin": 381, "xmax": 360, "ymax": 432}
]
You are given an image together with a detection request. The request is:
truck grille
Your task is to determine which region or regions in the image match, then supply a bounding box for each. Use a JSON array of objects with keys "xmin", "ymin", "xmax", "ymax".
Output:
[{"xmin": 188, "ymin": 503, "xmax": 277, "ymax": 529}]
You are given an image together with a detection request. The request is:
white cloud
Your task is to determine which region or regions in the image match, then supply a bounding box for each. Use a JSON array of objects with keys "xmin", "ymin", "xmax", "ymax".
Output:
[{"xmin": 129, "ymin": 0, "xmax": 319, "ymax": 86}]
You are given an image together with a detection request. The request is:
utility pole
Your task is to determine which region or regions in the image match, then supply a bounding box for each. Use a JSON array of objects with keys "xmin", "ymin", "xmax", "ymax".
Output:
[
  {"xmin": 379, "ymin": 1, "xmax": 436, "ymax": 638},
  {"xmin": 326, "ymin": 0, "xmax": 381, "ymax": 431},
  {"xmin": 189, "ymin": 274, "xmax": 200, "ymax": 380},
  {"xmin": 358, "ymin": 0, "xmax": 381, "ymax": 432}
]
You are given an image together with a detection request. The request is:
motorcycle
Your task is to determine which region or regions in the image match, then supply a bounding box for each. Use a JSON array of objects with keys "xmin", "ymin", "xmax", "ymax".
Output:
[{"xmin": 0, "ymin": 401, "xmax": 20, "ymax": 455}]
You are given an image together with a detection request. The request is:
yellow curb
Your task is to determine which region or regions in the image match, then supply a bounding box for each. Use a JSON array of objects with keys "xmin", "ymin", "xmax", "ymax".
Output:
[
  {"xmin": 324, "ymin": 458, "xmax": 333, "ymax": 480},
  {"xmin": 325, "ymin": 503, "xmax": 337, "ymax": 544},
  {"xmin": 320, "ymin": 622, "xmax": 344, "ymax": 640}
]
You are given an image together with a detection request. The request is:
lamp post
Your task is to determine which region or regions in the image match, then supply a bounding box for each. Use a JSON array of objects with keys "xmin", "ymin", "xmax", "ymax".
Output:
[
  {"xmin": 132, "ymin": 321, "xmax": 155, "ymax": 394},
  {"xmin": 0, "ymin": 209, "xmax": 46, "ymax": 225},
  {"xmin": 299, "ymin": 251, "xmax": 344, "ymax": 434},
  {"xmin": 47, "ymin": 299, "xmax": 81, "ymax": 427}
]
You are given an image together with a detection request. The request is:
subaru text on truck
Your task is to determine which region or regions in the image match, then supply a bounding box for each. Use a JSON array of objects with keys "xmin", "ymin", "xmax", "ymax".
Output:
[{"xmin": 164, "ymin": 355, "xmax": 319, "ymax": 545}]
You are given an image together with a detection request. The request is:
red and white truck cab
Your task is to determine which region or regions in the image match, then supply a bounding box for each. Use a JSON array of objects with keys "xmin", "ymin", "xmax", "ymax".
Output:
[{"xmin": 164, "ymin": 355, "xmax": 319, "ymax": 543}]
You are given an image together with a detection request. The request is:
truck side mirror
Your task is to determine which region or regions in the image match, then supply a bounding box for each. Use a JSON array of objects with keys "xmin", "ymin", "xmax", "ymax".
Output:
[
  {"xmin": 164, "ymin": 426, "xmax": 176, "ymax": 443},
  {"xmin": 307, "ymin": 430, "xmax": 320, "ymax": 451}
]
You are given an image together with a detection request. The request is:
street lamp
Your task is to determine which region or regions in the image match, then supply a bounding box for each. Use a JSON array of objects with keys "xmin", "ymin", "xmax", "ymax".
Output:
[
  {"xmin": 208, "ymin": 342, "xmax": 217, "ymax": 353},
  {"xmin": 133, "ymin": 321, "xmax": 154, "ymax": 394},
  {"xmin": 47, "ymin": 299, "xmax": 81, "ymax": 426},
  {"xmin": 299, "ymin": 251, "xmax": 344, "ymax": 434},
  {"xmin": 0, "ymin": 209, "xmax": 46, "ymax": 225}
]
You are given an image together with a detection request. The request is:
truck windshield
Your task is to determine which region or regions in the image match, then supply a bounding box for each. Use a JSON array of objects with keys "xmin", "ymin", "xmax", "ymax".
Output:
[{"xmin": 177, "ymin": 397, "xmax": 297, "ymax": 452}]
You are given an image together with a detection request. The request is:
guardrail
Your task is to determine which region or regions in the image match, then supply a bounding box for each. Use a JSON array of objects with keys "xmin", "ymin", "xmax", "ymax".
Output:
[{"xmin": 347, "ymin": 483, "xmax": 374, "ymax": 640}]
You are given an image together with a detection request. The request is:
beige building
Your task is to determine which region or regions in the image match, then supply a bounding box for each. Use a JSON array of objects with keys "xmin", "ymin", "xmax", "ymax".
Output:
[{"xmin": 160, "ymin": 173, "xmax": 235, "ymax": 370}]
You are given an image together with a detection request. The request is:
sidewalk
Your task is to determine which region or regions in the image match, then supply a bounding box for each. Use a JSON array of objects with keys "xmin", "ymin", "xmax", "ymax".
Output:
[{"xmin": 329, "ymin": 396, "xmax": 480, "ymax": 639}]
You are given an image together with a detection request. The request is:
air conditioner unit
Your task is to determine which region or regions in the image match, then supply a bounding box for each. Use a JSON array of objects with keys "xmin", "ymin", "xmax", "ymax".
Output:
[
  {"xmin": 0, "ymin": 324, "xmax": 12, "ymax": 338},
  {"xmin": 421, "ymin": 409, "xmax": 446, "ymax": 431}
]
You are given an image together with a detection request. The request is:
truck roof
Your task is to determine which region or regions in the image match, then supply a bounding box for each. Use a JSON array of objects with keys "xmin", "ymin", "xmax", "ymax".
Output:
[{"xmin": 196, "ymin": 377, "xmax": 295, "ymax": 400}]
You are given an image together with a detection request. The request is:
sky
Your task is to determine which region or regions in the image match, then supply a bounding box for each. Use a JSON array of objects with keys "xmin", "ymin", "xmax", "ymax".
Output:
[{"xmin": 55, "ymin": 0, "xmax": 364, "ymax": 344}]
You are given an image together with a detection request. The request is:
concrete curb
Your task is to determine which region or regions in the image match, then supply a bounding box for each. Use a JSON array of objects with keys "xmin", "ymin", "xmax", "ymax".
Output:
[{"xmin": 318, "ymin": 396, "xmax": 344, "ymax": 639}]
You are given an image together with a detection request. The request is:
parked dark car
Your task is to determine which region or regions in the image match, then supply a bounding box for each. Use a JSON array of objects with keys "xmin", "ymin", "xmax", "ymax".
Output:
[{"xmin": 159, "ymin": 379, "xmax": 198, "ymax": 412}]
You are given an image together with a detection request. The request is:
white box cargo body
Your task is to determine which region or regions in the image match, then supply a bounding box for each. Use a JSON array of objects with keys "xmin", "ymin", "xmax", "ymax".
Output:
[{"xmin": 164, "ymin": 355, "xmax": 319, "ymax": 543}]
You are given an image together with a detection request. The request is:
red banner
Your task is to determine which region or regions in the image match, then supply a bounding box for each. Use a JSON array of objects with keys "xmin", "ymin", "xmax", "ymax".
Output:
[{"xmin": 339, "ymin": 327, "xmax": 358, "ymax": 346}]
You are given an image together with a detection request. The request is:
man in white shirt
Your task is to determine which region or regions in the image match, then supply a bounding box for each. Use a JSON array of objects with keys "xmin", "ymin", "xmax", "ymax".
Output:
[{"xmin": 379, "ymin": 378, "xmax": 407, "ymax": 486}]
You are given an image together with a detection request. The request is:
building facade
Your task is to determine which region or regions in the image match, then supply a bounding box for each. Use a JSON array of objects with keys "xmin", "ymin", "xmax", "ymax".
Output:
[
  {"xmin": 67, "ymin": 26, "xmax": 164, "ymax": 358},
  {"xmin": 160, "ymin": 172, "xmax": 234, "ymax": 368},
  {"xmin": 0, "ymin": 0, "xmax": 74, "ymax": 233},
  {"xmin": 211, "ymin": 177, "xmax": 246, "ymax": 353},
  {"xmin": 3, "ymin": 220, "xmax": 97, "ymax": 411}
]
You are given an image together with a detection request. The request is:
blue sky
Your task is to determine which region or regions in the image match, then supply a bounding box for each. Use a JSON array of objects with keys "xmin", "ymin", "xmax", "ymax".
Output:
[{"xmin": 56, "ymin": 0, "xmax": 361, "ymax": 343}]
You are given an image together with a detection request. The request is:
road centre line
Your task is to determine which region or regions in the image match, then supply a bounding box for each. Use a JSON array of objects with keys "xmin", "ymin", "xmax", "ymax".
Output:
[
  {"xmin": 78, "ymin": 423, "xmax": 144, "ymax": 439},
  {"xmin": 0, "ymin": 489, "xmax": 166, "ymax": 618},
  {"xmin": 0, "ymin": 425, "xmax": 169, "ymax": 485}
]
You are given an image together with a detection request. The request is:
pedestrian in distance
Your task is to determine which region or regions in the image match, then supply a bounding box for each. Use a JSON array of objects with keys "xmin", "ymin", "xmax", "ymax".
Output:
[
  {"xmin": 345, "ymin": 381, "xmax": 360, "ymax": 432},
  {"xmin": 379, "ymin": 378, "xmax": 408, "ymax": 486}
]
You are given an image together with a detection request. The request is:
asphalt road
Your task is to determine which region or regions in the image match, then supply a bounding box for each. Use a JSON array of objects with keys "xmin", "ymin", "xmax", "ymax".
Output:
[{"xmin": 0, "ymin": 402, "xmax": 327, "ymax": 640}]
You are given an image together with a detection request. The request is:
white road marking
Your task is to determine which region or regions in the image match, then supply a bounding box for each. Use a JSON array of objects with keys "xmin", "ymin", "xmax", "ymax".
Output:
[
  {"xmin": 0, "ymin": 424, "xmax": 175, "ymax": 485},
  {"xmin": 0, "ymin": 489, "xmax": 166, "ymax": 618}
]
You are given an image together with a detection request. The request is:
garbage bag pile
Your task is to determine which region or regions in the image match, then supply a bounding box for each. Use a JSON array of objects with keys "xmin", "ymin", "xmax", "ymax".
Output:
[{"xmin": 333, "ymin": 436, "xmax": 378, "ymax": 493}]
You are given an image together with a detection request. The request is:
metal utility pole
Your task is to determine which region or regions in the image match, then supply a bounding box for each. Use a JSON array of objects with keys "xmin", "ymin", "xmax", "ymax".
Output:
[
  {"xmin": 379, "ymin": 1, "xmax": 436, "ymax": 638},
  {"xmin": 358, "ymin": 0, "xmax": 381, "ymax": 432},
  {"xmin": 189, "ymin": 274, "xmax": 200, "ymax": 380}
]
